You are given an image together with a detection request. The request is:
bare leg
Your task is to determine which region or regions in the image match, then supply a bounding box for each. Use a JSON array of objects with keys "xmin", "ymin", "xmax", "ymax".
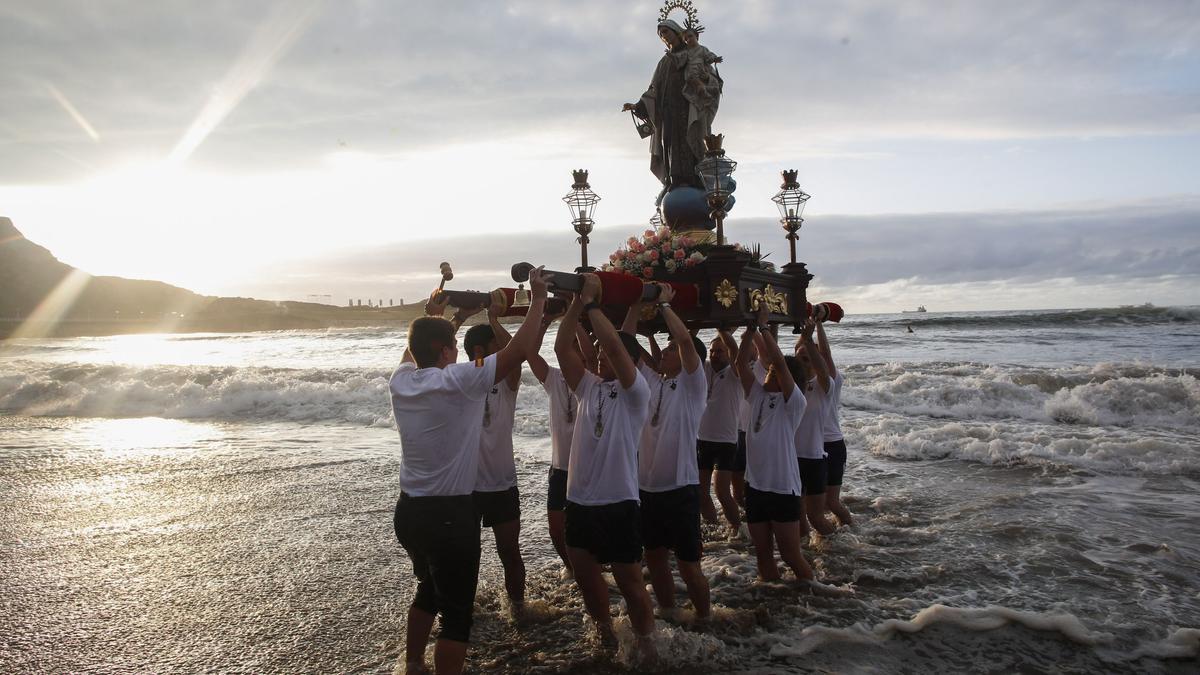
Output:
[
  {"xmin": 644, "ymin": 546, "xmax": 676, "ymax": 612},
  {"xmin": 547, "ymin": 509, "xmax": 572, "ymax": 571},
  {"xmin": 611, "ymin": 561, "xmax": 656, "ymax": 638},
  {"xmin": 676, "ymin": 559, "xmax": 711, "ymax": 618},
  {"xmin": 771, "ymin": 520, "xmax": 814, "ymax": 581},
  {"xmin": 732, "ymin": 470, "xmax": 745, "ymax": 507},
  {"xmin": 405, "ymin": 606, "xmax": 436, "ymax": 669},
  {"xmin": 491, "ymin": 519, "xmax": 526, "ymax": 608},
  {"xmin": 824, "ymin": 485, "xmax": 854, "ymax": 526},
  {"xmin": 567, "ymin": 547, "xmax": 612, "ymax": 631},
  {"xmin": 699, "ymin": 468, "xmax": 719, "ymax": 523},
  {"xmin": 433, "ymin": 638, "xmax": 468, "ymax": 675},
  {"xmin": 747, "ymin": 522, "xmax": 779, "ymax": 580},
  {"xmin": 713, "ymin": 470, "xmax": 742, "ymax": 530},
  {"xmin": 804, "ymin": 494, "xmax": 836, "ymax": 536}
]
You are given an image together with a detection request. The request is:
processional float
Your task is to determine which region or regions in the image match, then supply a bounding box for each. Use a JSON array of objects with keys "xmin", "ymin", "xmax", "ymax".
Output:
[{"xmin": 437, "ymin": 0, "xmax": 840, "ymax": 331}]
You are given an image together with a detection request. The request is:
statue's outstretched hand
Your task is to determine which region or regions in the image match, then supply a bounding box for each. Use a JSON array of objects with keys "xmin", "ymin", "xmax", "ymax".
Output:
[
  {"xmin": 713, "ymin": 56, "xmax": 723, "ymax": 64},
  {"xmin": 622, "ymin": 103, "xmax": 637, "ymax": 112}
]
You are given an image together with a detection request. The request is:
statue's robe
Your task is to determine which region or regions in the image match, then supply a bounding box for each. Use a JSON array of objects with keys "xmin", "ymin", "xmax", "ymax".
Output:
[{"xmin": 634, "ymin": 46, "xmax": 712, "ymax": 189}]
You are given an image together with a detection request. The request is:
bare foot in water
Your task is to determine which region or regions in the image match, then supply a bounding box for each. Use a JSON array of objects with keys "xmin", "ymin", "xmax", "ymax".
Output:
[{"xmin": 636, "ymin": 633, "xmax": 659, "ymax": 669}]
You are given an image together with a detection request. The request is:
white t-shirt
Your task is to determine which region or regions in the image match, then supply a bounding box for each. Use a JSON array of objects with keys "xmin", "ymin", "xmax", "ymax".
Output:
[
  {"xmin": 698, "ymin": 363, "xmax": 742, "ymax": 443},
  {"xmin": 475, "ymin": 377, "xmax": 520, "ymax": 491},
  {"xmin": 795, "ymin": 376, "xmax": 834, "ymax": 459},
  {"xmin": 390, "ymin": 354, "xmax": 498, "ymax": 497},
  {"xmin": 566, "ymin": 370, "xmax": 651, "ymax": 506},
  {"xmin": 637, "ymin": 362, "xmax": 707, "ymax": 492},
  {"xmin": 744, "ymin": 379, "xmax": 805, "ymax": 496},
  {"xmin": 822, "ymin": 371, "xmax": 845, "ymax": 442},
  {"xmin": 541, "ymin": 366, "xmax": 576, "ymax": 471}
]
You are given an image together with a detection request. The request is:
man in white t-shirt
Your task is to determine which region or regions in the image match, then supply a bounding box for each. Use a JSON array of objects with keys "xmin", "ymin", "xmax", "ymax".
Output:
[
  {"xmin": 816, "ymin": 320, "xmax": 854, "ymax": 526},
  {"xmin": 793, "ymin": 319, "xmax": 837, "ymax": 537},
  {"xmin": 466, "ymin": 299, "xmax": 526, "ymax": 617},
  {"xmin": 527, "ymin": 316, "xmax": 592, "ymax": 579},
  {"xmin": 736, "ymin": 303, "xmax": 815, "ymax": 583},
  {"xmin": 389, "ymin": 269, "xmax": 547, "ymax": 675},
  {"xmin": 555, "ymin": 274, "xmax": 656, "ymax": 659},
  {"xmin": 633, "ymin": 285, "xmax": 711, "ymax": 621},
  {"xmin": 697, "ymin": 329, "xmax": 743, "ymax": 533}
]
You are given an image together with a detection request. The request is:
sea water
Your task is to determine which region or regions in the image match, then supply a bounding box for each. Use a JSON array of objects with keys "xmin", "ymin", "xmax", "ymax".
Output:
[{"xmin": 1, "ymin": 305, "xmax": 1198, "ymax": 672}]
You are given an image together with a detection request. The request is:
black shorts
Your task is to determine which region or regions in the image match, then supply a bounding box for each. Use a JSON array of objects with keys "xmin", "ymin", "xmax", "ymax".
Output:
[
  {"xmin": 547, "ymin": 468, "xmax": 568, "ymax": 512},
  {"xmin": 824, "ymin": 439, "xmax": 847, "ymax": 487},
  {"xmin": 745, "ymin": 484, "xmax": 800, "ymax": 523},
  {"xmin": 394, "ymin": 493, "xmax": 481, "ymax": 643},
  {"xmin": 697, "ymin": 439, "xmax": 737, "ymax": 472},
  {"xmin": 472, "ymin": 486, "xmax": 520, "ymax": 527},
  {"xmin": 639, "ymin": 485, "xmax": 703, "ymax": 562},
  {"xmin": 733, "ymin": 430, "xmax": 747, "ymax": 472},
  {"xmin": 565, "ymin": 500, "xmax": 643, "ymax": 564},
  {"xmin": 797, "ymin": 457, "xmax": 828, "ymax": 497}
]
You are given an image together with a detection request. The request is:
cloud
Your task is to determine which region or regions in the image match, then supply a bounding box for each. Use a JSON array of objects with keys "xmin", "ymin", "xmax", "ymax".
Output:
[
  {"xmin": 2, "ymin": 1, "xmax": 1199, "ymax": 181},
  {"xmin": 232, "ymin": 196, "xmax": 1200, "ymax": 311}
]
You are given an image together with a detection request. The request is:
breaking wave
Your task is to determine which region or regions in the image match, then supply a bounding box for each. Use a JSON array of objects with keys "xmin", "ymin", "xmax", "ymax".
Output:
[
  {"xmin": 844, "ymin": 362, "xmax": 1200, "ymax": 430},
  {"xmin": 0, "ymin": 361, "xmax": 397, "ymax": 427},
  {"xmin": 3, "ymin": 358, "xmax": 1196, "ymax": 476}
]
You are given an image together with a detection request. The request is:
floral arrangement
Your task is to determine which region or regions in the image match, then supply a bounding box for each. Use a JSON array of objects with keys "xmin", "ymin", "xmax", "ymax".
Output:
[{"xmin": 603, "ymin": 225, "xmax": 755, "ymax": 279}]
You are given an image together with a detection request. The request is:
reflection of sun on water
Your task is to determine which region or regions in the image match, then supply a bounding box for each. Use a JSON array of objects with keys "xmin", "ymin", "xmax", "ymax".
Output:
[{"xmin": 72, "ymin": 417, "xmax": 218, "ymax": 458}]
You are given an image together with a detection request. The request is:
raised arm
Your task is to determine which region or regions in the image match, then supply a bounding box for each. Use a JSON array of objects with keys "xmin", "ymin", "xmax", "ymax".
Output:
[
  {"xmin": 580, "ymin": 274, "xmax": 638, "ymax": 389},
  {"xmin": 555, "ymin": 296, "xmax": 587, "ymax": 390},
  {"xmin": 574, "ymin": 323, "xmax": 596, "ymax": 369},
  {"xmin": 656, "ymin": 283, "xmax": 699, "ymax": 374},
  {"xmin": 493, "ymin": 267, "xmax": 547, "ymax": 386},
  {"xmin": 621, "ymin": 296, "xmax": 643, "ymax": 335},
  {"xmin": 644, "ymin": 330, "xmax": 662, "ymax": 370},
  {"xmin": 736, "ymin": 327, "xmax": 756, "ymax": 397},
  {"xmin": 527, "ymin": 319, "xmax": 553, "ymax": 383},
  {"xmin": 801, "ymin": 319, "xmax": 830, "ymax": 394},
  {"xmin": 815, "ymin": 320, "xmax": 837, "ymax": 379},
  {"xmin": 718, "ymin": 328, "xmax": 739, "ymax": 376},
  {"xmin": 757, "ymin": 304, "xmax": 796, "ymax": 401},
  {"xmin": 488, "ymin": 296, "xmax": 520, "ymax": 390}
]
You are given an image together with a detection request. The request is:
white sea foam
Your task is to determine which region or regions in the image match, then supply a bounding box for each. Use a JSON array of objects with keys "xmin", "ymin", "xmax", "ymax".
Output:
[
  {"xmin": 766, "ymin": 603, "xmax": 1116, "ymax": 658},
  {"xmin": 845, "ymin": 362, "xmax": 1200, "ymax": 430},
  {"xmin": 0, "ymin": 361, "xmax": 396, "ymax": 426},
  {"xmin": 853, "ymin": 415, "xmax": 1200, "ymax": 475}
]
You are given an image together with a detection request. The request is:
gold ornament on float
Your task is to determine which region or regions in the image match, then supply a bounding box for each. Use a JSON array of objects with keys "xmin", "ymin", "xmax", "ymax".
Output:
[
  {"xmin": 749, "ymin": 284, "xmax": 788, "ymax": 314},
  {"xmin": 714, "ymin": 279, "xmax": 737, "ymax": 308}
]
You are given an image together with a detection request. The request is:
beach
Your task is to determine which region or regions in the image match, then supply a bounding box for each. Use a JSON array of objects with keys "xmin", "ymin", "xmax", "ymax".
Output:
[{"xmin": 2, "ymin": 305, "xmax": 1198, "ymax": 672}]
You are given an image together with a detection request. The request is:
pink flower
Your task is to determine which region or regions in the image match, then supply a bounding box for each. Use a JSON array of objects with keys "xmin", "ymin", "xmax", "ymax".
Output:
[
  {"xmin": 649, "ymin": 235, "xmax": 659, "ymax": 246},
  {"xmin": 642, "ymin": 266, "xmax": 654, "ymax": 278},
  {"xmin": 674, "ymin": 248, "xmax": 685, "ymax": 260},
  {"xmin": 685, "ymin": 257, "xmax": 697, "ymax": 267},
  {"xmin": 648, "ymin": 249, "xmax": 659, "ymax": 261},
  {"xmin": 644, "ymin": 229, "xmax": 655, "ymax": 239}
]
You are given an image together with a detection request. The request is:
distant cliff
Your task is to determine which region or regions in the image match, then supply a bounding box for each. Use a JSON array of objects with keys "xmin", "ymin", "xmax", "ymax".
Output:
[{"xmin": 0, "ymin": 217, "xmax": 422, "ymax": 338}]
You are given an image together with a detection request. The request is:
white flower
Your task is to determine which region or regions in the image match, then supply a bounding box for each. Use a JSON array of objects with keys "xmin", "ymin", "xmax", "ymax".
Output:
[
  {"xmin": 689, "ymin": 252, "xmax": 704, "ymax": 261},
  {"xmin": 665, "ymin": 260, "xmax": 677, "ymax": 272}
]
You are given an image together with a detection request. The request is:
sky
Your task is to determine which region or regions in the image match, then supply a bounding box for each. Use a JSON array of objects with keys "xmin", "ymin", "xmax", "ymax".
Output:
[{"xmin": 1, "ymin": 0, "xmax": 1198, "ymax": 313}]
